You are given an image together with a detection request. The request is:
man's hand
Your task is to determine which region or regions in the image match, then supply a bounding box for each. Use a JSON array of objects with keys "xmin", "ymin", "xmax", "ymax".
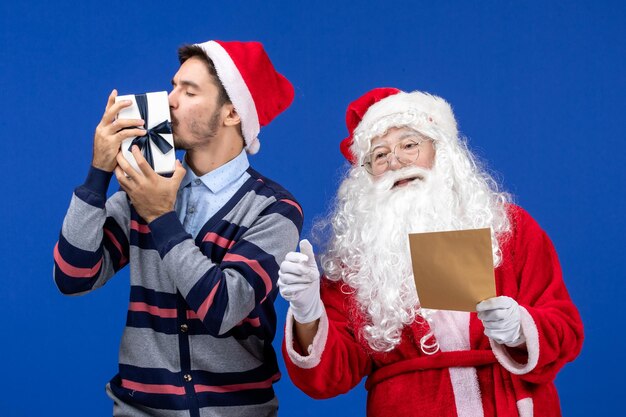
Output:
[
  {"xmin": 476, "ymin": 296, "xmax": 525, "ymax": 347},
  {"xmin": 278, "ymin": 239, "xmax": 324, "ymax": 324},
  {"xmin": 115, "ymin": 146, "xmax": 186, "ymax": 223},
  {"xmin": 93, "ymin": 89, "xmax": 146, "ymax": 172}
]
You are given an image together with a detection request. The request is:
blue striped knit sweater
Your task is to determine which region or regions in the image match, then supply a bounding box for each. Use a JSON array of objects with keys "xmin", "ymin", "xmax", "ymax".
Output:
[{"xmin": 54, "ymin": 166, "xmax": 303, "ymax": 417}]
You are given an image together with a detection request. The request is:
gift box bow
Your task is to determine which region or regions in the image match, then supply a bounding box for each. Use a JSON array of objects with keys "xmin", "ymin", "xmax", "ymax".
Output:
[{"xmin": 127, "ymin": 94, "xmax": 173, "ymax": 169}]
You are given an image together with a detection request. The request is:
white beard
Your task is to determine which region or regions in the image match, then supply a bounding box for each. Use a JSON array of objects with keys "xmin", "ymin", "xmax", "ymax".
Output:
[{"xmin": 321, "ymin": 160, "xmax": 510, "ymax": 352}]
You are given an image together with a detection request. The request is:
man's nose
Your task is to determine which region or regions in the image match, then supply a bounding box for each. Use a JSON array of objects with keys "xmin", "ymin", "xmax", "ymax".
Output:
[
  {"xmin": 388, "ymin": 153, "xmax": 403, "ymax": 170},
  {"xmin": 168, "ymin": 90, "xmax": 177, "ymax": 108}
]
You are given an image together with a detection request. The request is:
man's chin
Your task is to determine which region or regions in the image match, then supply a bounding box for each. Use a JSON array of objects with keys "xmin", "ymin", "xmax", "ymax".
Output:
[{"xmin": 172, "ymin": 136, "xmax": 188, "ymax": 151}]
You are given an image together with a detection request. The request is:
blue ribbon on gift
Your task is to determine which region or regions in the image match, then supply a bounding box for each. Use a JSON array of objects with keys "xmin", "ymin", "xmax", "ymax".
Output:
[{"xmin": 128, "ymin": 94, "xmax": 173, "ymax": 170}]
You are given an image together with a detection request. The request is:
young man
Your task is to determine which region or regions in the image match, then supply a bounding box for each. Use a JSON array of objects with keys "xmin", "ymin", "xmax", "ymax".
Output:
[
  {"xmin": 278, "ymin": 88, "xmax": 583, "ymax": 417},
  {"xmin": 54, "ymin": 40, "xmax": 303, "ymax": 416}
]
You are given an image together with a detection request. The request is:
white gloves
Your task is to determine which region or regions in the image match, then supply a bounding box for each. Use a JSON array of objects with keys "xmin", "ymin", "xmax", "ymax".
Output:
[
  {"xmin": 476, "ymin": 296, "xmax": 525, "ymax": 347},
  {"xmin": 278, "ymin": 239, "xmax": 324, "ymax": 324}
]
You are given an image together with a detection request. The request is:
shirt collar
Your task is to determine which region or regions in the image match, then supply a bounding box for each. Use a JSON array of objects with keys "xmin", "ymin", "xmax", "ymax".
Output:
[{"xmin": 179, "ymin": 149, "xmax": 249, "ymax": 193}]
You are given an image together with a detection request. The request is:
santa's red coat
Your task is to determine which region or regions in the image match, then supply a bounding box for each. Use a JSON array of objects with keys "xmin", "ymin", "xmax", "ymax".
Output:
[{"xmin": 283, "ymin": 205, "xmax": 583, "ymax": 417}]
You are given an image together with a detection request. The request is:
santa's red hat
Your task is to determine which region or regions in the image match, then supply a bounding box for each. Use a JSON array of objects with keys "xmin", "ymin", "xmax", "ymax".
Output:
[
  {"xmin": 197, "ymin": 40, "xmax": 294, "ymax": 154},
  {"xmin": 340, "ymin": 88, "xmax": 458, "ymax": 164}
]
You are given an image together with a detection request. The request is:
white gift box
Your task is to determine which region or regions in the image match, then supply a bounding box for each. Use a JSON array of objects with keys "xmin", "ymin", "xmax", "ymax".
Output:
[{"xmin": 115, "ymin": 91, "xmax": 175, "ymax": 175}]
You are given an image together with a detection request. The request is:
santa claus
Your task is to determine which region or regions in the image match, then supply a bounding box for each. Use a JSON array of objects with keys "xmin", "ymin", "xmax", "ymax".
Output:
[{"xmin": 278, "ymin": 88, "xmax": 583, "ymax": 417}]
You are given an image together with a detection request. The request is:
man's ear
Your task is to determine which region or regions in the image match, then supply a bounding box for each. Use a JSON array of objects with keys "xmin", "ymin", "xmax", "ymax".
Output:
[{"xmin": 223, "ymin": 104, "xmax": 241, "ymax": 127}]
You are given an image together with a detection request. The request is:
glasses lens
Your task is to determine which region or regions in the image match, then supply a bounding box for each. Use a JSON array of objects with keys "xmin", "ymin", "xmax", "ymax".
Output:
[
  {"xmin": 364, "ymin": 148, "xmax": 391, "ymax": 176},
  {"xmin": 395, "ymin": 139, "xmax": 421, "ymax": 165}
]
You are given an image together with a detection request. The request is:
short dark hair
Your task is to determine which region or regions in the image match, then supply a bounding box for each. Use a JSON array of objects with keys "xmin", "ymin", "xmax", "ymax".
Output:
[{"xmin": 177, "ymin": 44, "xmax": 231, "ymax": 108}]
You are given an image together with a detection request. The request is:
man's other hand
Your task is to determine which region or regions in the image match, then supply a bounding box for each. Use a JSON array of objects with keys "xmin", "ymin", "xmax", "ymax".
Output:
[
  {"xmin": 115, "ymin": 146, "xmax": 186, "ymax": 223},
  {"xmin": 92, "ymin": 89, "xmax": 146, "ymax": 172}
]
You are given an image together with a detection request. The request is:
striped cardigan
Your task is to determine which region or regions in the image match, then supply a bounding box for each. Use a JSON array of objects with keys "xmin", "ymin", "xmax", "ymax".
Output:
[{"xmin": 54, "ymin": 166, "xmax": 303, "ymax": 417}]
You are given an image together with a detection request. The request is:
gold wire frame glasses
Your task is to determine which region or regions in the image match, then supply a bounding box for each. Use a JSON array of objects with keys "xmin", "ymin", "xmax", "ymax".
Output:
[{"xmin": 361, "ymin": 136, "xmax": 429, "ymax": 176}]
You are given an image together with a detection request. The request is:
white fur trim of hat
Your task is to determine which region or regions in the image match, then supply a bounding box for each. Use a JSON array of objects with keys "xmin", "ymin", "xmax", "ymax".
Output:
[
  {"xmin": 351, "ymin": 91, "xmax": 458, "ymax": 162},
  {"xmin": 196, "ymin": 40, "xmax": 261, "ymax": 154}
]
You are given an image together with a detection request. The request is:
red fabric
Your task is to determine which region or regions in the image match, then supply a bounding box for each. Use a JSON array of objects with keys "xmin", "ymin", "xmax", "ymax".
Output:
[
  {"xmin": 364, "ymin": 350, "xmax": 498, "ymax": 390},
  {"xmin": 339, "ymin": 87, "xmax": 401, "ymax": 164},
  {"xmin": 283, "ymin": 205, "xmax": 584, "ymax": 417},
  {"xmin": 214, "ymin": 40, "xmax": 294, "ymax": 127}
]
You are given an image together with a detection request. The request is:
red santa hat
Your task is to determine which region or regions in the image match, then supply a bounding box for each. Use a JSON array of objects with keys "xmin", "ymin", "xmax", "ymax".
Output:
[
  {"xmin": 340, "ymin": 88, "xmax": 458, "ymax": 164},
  {"xmin": 196, "ymin": 40, "xmax": 294, "ymax": 154}
]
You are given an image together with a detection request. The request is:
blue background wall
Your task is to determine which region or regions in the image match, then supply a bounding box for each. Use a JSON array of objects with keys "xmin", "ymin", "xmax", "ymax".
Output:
[{"xmin": 1, "ymin": 1, "xmax": 624, "ymax": 415}]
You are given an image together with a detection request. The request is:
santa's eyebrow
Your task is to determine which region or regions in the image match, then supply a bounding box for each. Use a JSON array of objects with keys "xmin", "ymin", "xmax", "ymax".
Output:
[
  {"xmin": 370, "ymin": 142, "xmax": 391, "ymax": 150},
  {"xmin": 371, "ymin": 131, "xmax": 422, "ymax": 148},
  {"xmin": 397, "ymin": 131, "xmax": 424, "ymax": 140}
]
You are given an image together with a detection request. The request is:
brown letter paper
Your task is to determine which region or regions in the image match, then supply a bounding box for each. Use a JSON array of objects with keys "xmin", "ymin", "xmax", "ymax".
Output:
[{"xmin": 408, "ymin": 228, "xmax": 496, "ymax": 312}]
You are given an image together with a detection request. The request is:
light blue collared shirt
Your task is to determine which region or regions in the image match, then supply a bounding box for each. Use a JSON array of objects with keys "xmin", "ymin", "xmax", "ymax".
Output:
[{"xmin": 175, "ymin": 150, "xmax": 250, "ymax": 238}]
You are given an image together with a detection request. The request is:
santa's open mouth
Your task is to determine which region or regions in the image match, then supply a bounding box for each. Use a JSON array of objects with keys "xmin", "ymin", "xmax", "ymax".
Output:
[{"xmin": 392, "ymin": 175, "xmax": 423, "ymax": 188}]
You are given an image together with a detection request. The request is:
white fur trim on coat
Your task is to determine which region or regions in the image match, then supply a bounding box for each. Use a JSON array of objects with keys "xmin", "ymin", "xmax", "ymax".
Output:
[
  {"xmin": 490, "ymin": 306, "xmax": 540, "ymax": 374},
  {"xmin": 517, "ymin": 397, "xmax": 534, "ymax": 417},
  {"xmin": 431, "ymin": 310, "xmax": 485, "ymax": 417},
  {"xmin": 285, "ymin": 306, "xmax": 329, "ymax": 369}
]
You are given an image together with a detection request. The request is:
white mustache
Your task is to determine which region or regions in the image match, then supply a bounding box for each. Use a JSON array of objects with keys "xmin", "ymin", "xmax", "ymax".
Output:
[{"xmin": 372, "ymin": 166, "xmax": 431, "ymax": 192}]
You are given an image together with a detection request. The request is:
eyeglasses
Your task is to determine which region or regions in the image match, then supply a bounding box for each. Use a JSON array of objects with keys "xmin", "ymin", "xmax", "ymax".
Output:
[{"xmin": 361, "ymin": 136, "xmax": 431, "ymax": 176}]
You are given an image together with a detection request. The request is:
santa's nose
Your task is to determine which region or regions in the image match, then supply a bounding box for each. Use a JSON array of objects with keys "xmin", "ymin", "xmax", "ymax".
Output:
[{"xmin": 388, "ymin": 154, "xmax": 404, "ymax": 170}]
